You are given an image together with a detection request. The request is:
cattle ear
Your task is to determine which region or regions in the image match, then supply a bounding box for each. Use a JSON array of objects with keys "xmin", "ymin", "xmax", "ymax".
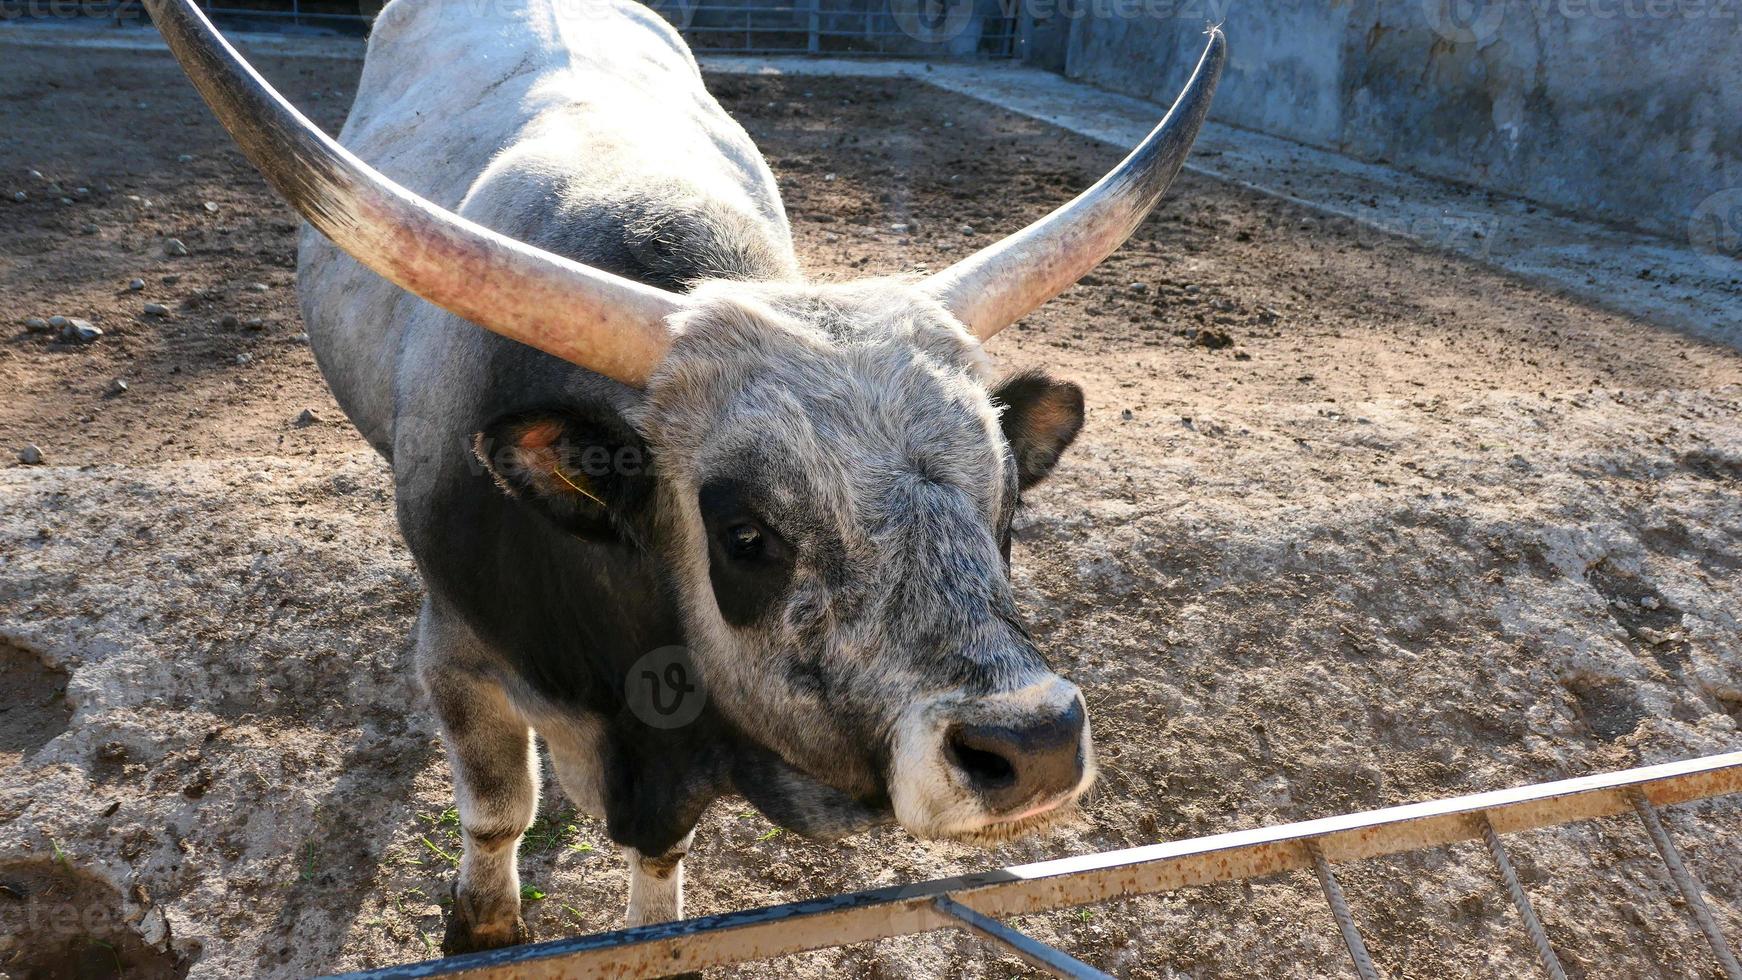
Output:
[
  {"xmin": 992, "ymin": 370, "xmax": 1084, "ymax": 490},
  {"xmin": 473, "ymin": 407, "xmax": 654, "ymax": 544}
]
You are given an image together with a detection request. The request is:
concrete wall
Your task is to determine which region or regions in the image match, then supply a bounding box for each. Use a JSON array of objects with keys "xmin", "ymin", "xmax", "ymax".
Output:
[{"xmin": 1054, "ymin": 0, "xmax": 1742, "ymax": 243}]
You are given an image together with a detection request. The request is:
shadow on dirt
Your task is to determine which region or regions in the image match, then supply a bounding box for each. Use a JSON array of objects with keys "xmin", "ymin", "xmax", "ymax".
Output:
[
  {"xmin": 0, "ymin": 642, "xmax": 72, "ymax": 771},
  {"xmin": 0, "ymin": 859, "xmax": 191, "ymax": 980}
]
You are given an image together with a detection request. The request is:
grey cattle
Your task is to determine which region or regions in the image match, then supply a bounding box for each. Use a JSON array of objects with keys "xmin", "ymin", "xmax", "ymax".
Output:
[{"xmin": 145, "ymin": 0, "xmax": 1223, "ymax": 952}]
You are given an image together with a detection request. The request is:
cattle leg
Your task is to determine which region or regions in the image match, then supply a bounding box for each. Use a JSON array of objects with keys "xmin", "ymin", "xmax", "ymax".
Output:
[
  {"xmin": 625, "ymin": 831, "xmax": 694, "ymax": 926},
  {"xmin": 417, "ymin": 606, "xmax": 539, "ymax": 955}
]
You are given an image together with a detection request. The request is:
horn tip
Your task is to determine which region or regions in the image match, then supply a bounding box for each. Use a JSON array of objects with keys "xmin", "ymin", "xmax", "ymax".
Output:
[{"xmin": 1203, "ymin": 24, "xmax": 1227, "ymax": 56}]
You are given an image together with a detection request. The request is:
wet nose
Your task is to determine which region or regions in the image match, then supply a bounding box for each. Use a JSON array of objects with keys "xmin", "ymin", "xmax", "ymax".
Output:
[{"xmin": 945, "ymin": 699, "xmax": 1086, "ymax": 814}]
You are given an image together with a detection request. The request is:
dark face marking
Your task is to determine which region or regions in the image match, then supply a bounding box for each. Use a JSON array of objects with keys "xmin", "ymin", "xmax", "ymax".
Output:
[{"xmin": 698, "ymin": 478, "xmax": 795, "ymax": 627}]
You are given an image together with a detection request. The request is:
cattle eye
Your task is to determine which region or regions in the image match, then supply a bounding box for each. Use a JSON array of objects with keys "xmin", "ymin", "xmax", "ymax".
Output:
[
  {"xmin": 724, "ymin": 523, "xmax": 765, "ymax": 561},
  {"xmin": 698, "ymin": 479, "xmax": 795, "ymax": 627}
]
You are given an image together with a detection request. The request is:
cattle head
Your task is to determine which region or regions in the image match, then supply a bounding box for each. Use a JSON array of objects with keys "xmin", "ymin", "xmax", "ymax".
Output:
[{"xmin": 146, "ymin": 0, "xmax": 1224, "ymax": 843}]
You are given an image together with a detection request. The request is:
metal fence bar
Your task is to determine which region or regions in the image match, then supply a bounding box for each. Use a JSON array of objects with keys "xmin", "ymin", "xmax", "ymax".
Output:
[
  {"xmin": 91, "ymin": 0, "xmax": 1020, "ymax": 54},
  {"xmin": 932, "ymin": 896, "xmax": 1114, "ymax": 980},
  {"xmin": 328, "ymin": 752, "xmax": 1742, "ymax": 979},
  {"xmin": 1479, "ymin": 814, "xmax": 1567, "ymax": 980},
  {"xmin": 186, "ymin": 5, "xmax": 370, "ymax": 22},
  {"xmin": 1627, "ymin": 788, "xmax": 1742, "ymax": 980},
  {"xmin": 1307, "ymin": 840, "xmax": 1382, "ymax": 980},
  {"xmin": 682, "ymin": 29, "xmax": 1018, "ymax": 42}
]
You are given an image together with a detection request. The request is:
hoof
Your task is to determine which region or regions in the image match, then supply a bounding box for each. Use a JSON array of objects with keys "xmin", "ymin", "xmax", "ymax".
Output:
[{"xmin": 441, "ymin": 882, "xmax": 530, "ymax": 956}]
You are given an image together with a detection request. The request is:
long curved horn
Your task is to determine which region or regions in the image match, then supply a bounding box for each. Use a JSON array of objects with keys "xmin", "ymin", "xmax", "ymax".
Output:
[
  {"xmin": 923, "ymin": 29, "xmax": 1226, "ymax": 340},
  {"xmin": 142, "ymin": 0, "xmax": 682, "ymax": 387}
]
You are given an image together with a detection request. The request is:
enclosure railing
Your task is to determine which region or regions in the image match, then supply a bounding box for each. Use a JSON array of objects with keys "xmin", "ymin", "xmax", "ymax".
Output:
[
  {"xmin": 36, "ymin": 0, "xmax": 1020, "ymax": 55},
  {"xmin": 331, "ymin": 751, "xmax": 1742, "ymax": 979},
  {"xmin": 671, "ymin": 0, "xmax": 1018, "ymax": 57}
]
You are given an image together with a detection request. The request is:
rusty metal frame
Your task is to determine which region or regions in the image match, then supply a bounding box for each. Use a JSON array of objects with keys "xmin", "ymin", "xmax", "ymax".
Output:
[{"xmin": 333, "ymin": 751, "xmax": 1742, "ymax": 979}]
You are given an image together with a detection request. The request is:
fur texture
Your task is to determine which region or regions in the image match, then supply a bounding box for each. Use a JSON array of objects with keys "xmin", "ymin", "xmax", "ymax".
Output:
[{"xmin": 297, "ymin": 0, "xmax": 1095, "ymax": 942}]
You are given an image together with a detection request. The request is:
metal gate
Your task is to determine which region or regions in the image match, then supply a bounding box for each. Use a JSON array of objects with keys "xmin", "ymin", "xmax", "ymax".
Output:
[
  {"xmin": 41, "ymin": 0, "xmax": 1019, "ymax": 55},
  {"xmin": 662, "ymin": 0, "xmax": 1018, "ymax": 57},
  {"xmin": 332, "ymin": 752, "xmax": 1742, "ymax": 979}
]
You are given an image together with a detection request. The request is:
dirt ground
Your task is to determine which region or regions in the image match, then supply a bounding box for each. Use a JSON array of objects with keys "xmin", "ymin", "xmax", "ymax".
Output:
[{"xmin": 3, "ymin": 35, "xmax": 1741, "ymax": 980}]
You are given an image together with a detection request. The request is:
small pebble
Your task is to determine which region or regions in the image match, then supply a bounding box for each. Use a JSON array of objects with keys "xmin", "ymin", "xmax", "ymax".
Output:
[
  {"xmin": 61, "ymin": 318, "xmax": 103, "ymax": 344},
  {"xmin": 47, "ymin": 315, "xmax": 70, "ymax": 330},
  {"xmin": 244, "ymin": 317, "xmax": 266, "ymax": 330},
  {"xmin": 1128, "ymin": 282, "xmax": 1148, "ymax": 293},
  {"xmin": 164, "ymin": 238, "xmax": 189, "ymax": 257},
  {"xmin": 59, "ymin": 197, "xmax": 74, "ymax": 206},
  {"xmin": 249, "ymin": 282, "xmax": 269, "ymax": 292},
  {"xmin": 1121, "ymin": 409, "xmax": 1135, "ymax": 421},
  {"xmin": 127, "ymin": 278, "xmax": 145, "ymax": 291},
  {"xmin": 289, "ymin": 332, "xmax": 310, "ymax": 344},
  {"xmin": 177, "ymin": 154, "xmax": 194, "ymax": 163},
  {"xmin": 80, "ymin": 225, "xmax": 99, "ymax": 236},
  {"xmin": 108, "ymin": 378, "xmax": 130, "ymax": 395},
  {"xmin": 161, "ymin": 274, "xmax": 182, "ymax": 285},
  {"xmin": 18, "ymin": 444, "xmax": 44, "ymax": 465},
  {"xmin": 295, "ymin": 408, "xmax": 322, "ymax": 426},
  {"xmin": 74, "ymin": 187, "xmax": 89, "ymax": 198},
  {"xmin": 9, "ymin": 191, "xmax": 25, "ymax": 203},
  {"xmin": 235, "ymin": 352, "xmax": 253, "ymax": 365},
  {"xmin": 959, "ymin": 224, "xmax": 975, "ymax": 235},
  {"xmin": 204, "ymin": 201, "xmax": 219, "ymax": 213},
  {"xmin": 220, "ymin": 314, "xmax": 240, "ymax": 329},
  {"xmin": 1641, "ymin": 596, "xmax": 1660, "ymax": 610},
  {"xmin": 143, "ymin": 302, "xmax": 169, "ymax": 317},
  {"xmin": 28, "ymin": 169, "xmax": 44, "ymax": 181},
  {"xmin": 889, "ymin": 222, "xmax": 909, "ymax": 233},
  {"xmin": 23, "ymin": 317, "xmax": 49, "ymax": 333}
]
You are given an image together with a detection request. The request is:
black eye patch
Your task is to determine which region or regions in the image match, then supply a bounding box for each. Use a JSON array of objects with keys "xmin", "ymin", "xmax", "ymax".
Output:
[{"xmin": 699, "ymin": 478, "xmax": 795, "ymax": 627}]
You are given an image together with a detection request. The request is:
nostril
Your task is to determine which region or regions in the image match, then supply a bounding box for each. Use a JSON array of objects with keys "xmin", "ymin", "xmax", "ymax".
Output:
[
  {"xmin": 944, "ymin": 702, "xmax": 1087, "ymax": 813},
  {"xmin": 946, "ymin": 727, "xmax": 1017, "ymax": 790}
]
